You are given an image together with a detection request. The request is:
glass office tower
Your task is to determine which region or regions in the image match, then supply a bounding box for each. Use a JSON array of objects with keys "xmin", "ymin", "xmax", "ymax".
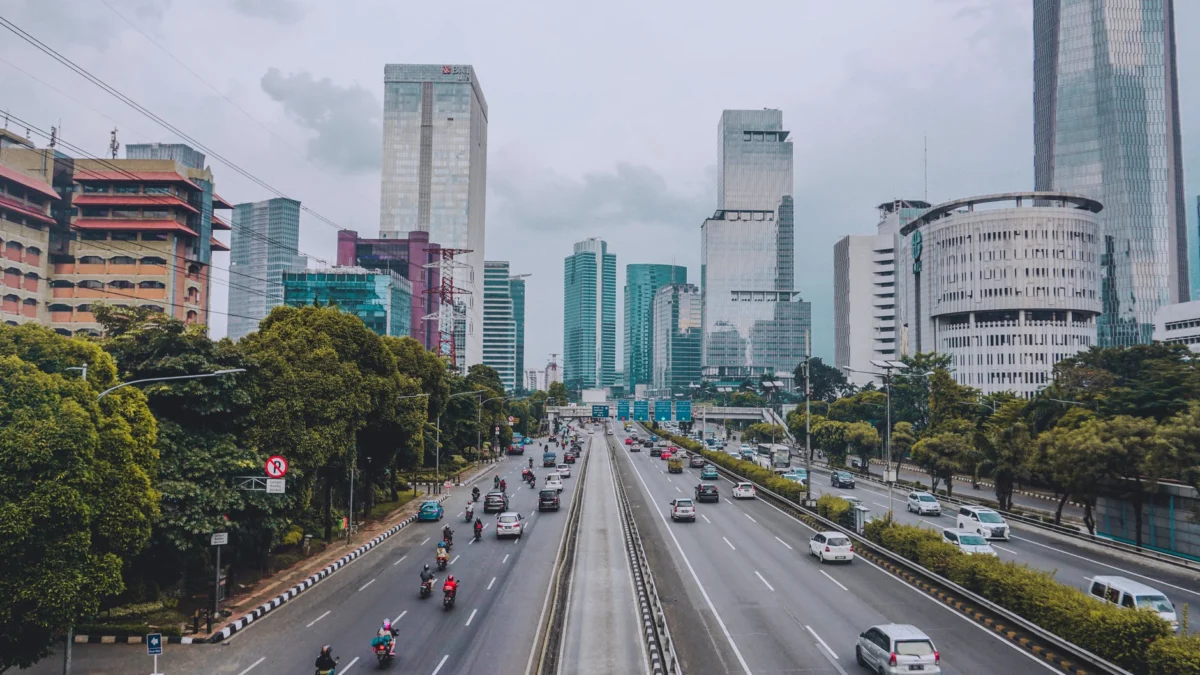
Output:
[
  {"xmin": 702, "ymin": 111, "xmax": 809, "ymax": 381},
  {"xmin": 1034, "ymin": 0, "xmax": 1188, "ymax": 345},
  {"xmin": 379, "ymin": 64, "xmax": 488, "ymax": 368},
  {"xmin": 652, "ymin": 283, "xmax": 702, "ymax": 394},
  {"xmin": 625, "ymin": 264, "xmax": 687, "ymax": 390},
  {"xmin": 227, "ymin": 198, "xmax": 306, "ymax": 340},
  {"xmin": 510, "ymin": 275, "xmax": 526, "ymax": 388},
  {"xmin": 563, "ymin": 238, "xmax": 616, "ymax": 391},
  {"xmin": 282, "ymin": 267, "xmax": 412, "ymax": 338},
  {"xmin": 482, "ymin": 261, "xmax": 517, "ymax": 392}
]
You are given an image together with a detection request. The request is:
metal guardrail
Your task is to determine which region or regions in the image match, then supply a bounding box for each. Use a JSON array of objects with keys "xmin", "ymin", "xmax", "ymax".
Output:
[
  {"xmin": 699, "ymin": 457, "xmax": 1132, "ymax": 675},
  {"xmin": 809, "ymin": 460, "xmax": 1200, "ymax": 572}
]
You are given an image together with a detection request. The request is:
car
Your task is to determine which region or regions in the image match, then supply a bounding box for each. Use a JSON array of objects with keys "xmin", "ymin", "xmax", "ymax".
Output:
[
  {"xmin": 732, "ymin": 482, "xmax": 756, "ymax": 499},
  {"xmin": 483, "ymin": 491, "xmax": 508, "ymax": 513},
  {"xmin": 563, "ymin": 452, "xmax": 576, "ymax": 464},
  {"xmin": 956, "ymin": 505, "xmax": 1010, "ymax": 540},
  {"xmin": 642, "ymin": 440, "xmax": 654, "ymax": 448},
  {"xmin": 625, "ymin": 437, "xmax": 634, "ymax": 446},
  {"xmin": 670, "ymin": 498, "xmax": 696, "ymax": 522},
  {"xmin": 809, "ymin": 531, "xmax": 854, "ymax": 563},
  {"xmin": 700, "ymin": 465, "xmax": 719, "ymax": 480},
  {"xmin": 417, "ymin": 500, "xmax": 444, "ymax": 521},
  {"xmin": 630, "ymin": 442, "xmax": 642, "ymax": 452},
  {"xmin": 546, "ymin": 474, "xmax": 564, "ymax": 493},
  {"xmin": 831, "ymin": 470, "xmax": 856, "ymax": 488},
  {"xmin": 695, "ymin": 483, "xmax": 719, "ymax": 503},
  {"xmin": 556, "ymin": 463, "xmax": 572, "ymax": 478},
  {"xmin": 650, "ymin": 446, "xmax": 662, "ymax": 457},
  {"xmin": 649, "ymin": 435, "xmax": 659, "ymax": 442},
  {"xmin": 606, "ymin": 429, "xmax": 613, "ymax": 435},
  {"xmin": 667, "ymin": 457, "xmax": 683, "ymax": 473},
  {"xmin": 856, "ymin": 624, "xmax": 941, "ymax": 674},
  {"xmin": 538, "ymin": 489, "xmax": 560, "ymax": 511},
  {"xmin": 495, "ymin": 511, "xmax": 524, "ymax": 538},
  {"xmin": 689, "ymin": 455, "xmax": 706, "ymax": 468},
  {"xmin": 780, "ymin": 471, "xmax": 807, "ymax": 486},
  {"xmin": 941, "ymin": 529, "xmax": 997, "ymax": 556},
  {"xmin": 739, "ymin": 443, "xmax": 751, "ymax": 453},
  {"xmin": 543, "ymin": 451, "xmax": 558, "ymax": 467},
  {"xmin": 906, "ymin": 491, "xmax": 942, "ymax": 516},
  {"xmin": 660, "ymin": 449, "xmax": 672, "ymax": 460},
  {"xmin": 1088, "ymin": 576, "xmax": 1178, "ymax": 631},
  {"xmin": 840, "ymin": 494, "xmax": 864, "ymax": 508}
]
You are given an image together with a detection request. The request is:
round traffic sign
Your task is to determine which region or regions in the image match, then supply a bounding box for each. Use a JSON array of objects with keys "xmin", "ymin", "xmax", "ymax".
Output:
[{"xmin": 265, "ymin": 455, "xmax": 289, "ymax": 479}]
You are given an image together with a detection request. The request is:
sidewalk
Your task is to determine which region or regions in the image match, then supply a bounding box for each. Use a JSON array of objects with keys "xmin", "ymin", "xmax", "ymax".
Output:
[{"xmin": 191, "ymin": 458, "xmax": 503, "ymax": 641}]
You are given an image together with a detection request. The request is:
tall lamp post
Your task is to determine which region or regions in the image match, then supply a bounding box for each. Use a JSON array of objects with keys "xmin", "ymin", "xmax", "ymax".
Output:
[
  {"xmin": 436, "ymin": 389, "xmax": 487, "ymax": 484},
  {"xmin": 843, "ymin": 362, "xmax": 933, "ymax": 516}
]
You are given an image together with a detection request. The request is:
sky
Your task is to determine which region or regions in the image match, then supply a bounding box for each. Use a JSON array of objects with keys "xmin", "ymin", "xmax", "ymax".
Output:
[{"xmin": 2, "ymin": 0, "xmax": 1199, "ymax": 369}]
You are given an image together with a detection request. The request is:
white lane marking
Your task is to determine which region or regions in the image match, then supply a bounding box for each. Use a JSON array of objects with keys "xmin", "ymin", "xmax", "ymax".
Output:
[
  {"xmin": 754, "ymin": 570, "xmax": 775, "ymax": 592},
  {"xmin": 744, "ymin": 512, "xmax": 757, "ymax": 523},
  {"xmin": 465, "ymin": 608, "xmax": 478, "ymax": 626},
  {"xmin": 358, "ymin": 579, "xmax": 375, "ymax": 592},
  {"xmin": 421, "ymin": 537, "xmax": 430, "ymax": 546},
  {"xmin": 450, "ymin": 555, "xmax": 460, "ymax": 565},
  {"xmin": 341, "ymin": 656, "xmax": 360, "ymax": 674},
  {"xmin": 675, "ymin": 486, "xmax": 683, "ymax": 493},
  {"xmin": 488, "ymin": 576, "xmax": 496, "ymax": 590},
  {"xmin": 456, "ymin": 512, "xmax": 463, "ymax": 517},
  {"xmin": 821, "ymin": 570, "xmax": 849, "ymax": 591},
  {"xmin": 722, "ymin": 536, "xmax": 736, "ymax": 550},
  {"xmin": 873, "ymin": 502, "xmax": 889, "ymax": 509},
  {"xmin": 774, "ymin": 536, "xmax": 793, "ymax": 550},
  {"xmin": 393, "ymin": 555, "xmax": 408, "ymax": 566},
  {"xmin": 992, "ymin": 543, "xmax": 1019, "ymax": 555},
  {"xmin": 1011, "ymin": 534, "xmax": 1200, "ymax": 598},
  {"xmin": 394, "ymin": 610, "xmax": 407, "ymax": 623},
  {"xmin": 701, "ymin": 514, "xmax": 712, "ymax": 524},
  {"xmin": 236, "ymin": 657, "xmax": 265, "ymax": 675},
  {"xmin": 805, "ymin": 625, "xmax": 838, "ymax": 659},
  {"xmin": 305, "ymin": 610, "xmax": 330, "ymax": 628},
  {"xmin": 503, "ymin": 553, "xmax": 510, "ymax": 564},
  {"xmin": 666, "ymin": 476, "xmax": 672, "ymax": 483},
  {"xmin": 749, "ymin": 489, "xmax": 1059, "ymax": 672},
  {"xmin": 623, "ymin": 446, "xmax": 753, "ymax": 674},
  {"xmin": 920, "ymin": 519, "xmax": 943, "ymax": 529}
]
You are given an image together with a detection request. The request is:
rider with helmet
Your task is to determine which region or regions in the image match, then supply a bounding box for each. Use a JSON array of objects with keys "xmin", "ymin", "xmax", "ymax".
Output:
[
  {"xmin": 377, "ymin": 619, "xmax": 398, "ymax": 656},
  {"xmin": 443, "ymin": 574, "xmax": 460, "ymax": 601},
  {"xmin": 436, "ymin": 540, "xmax": 449, "ymax": 567},
  {"xmin": 473, "ymin": 517, "xmax": 483, "ymax": 539},
  {"xmin": 315, "ymin": 645, "xmax": 339, "ymax": 674},
  {"xmin": 442, "ymin": 524, "xmax": 454, "ymax": 547}
]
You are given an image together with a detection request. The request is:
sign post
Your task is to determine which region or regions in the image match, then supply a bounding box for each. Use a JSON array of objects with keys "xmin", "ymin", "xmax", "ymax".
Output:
[
  {"xmin": 210, "ymin": 532, "xmax": 228, "ymax": 626},
  {"xmin": 265, "ymin": 455, "xmax": 289, "ymax": 479},
  {"xmin": 146, "ymin": 633, "xmax": 162, "ymax": 675}
]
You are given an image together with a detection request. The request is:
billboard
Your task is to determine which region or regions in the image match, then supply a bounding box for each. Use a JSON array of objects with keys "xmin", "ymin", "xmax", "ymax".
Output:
[
  {"xmin": 633, "ymin": 399, "xmax": 649, "ymax": 421},
  {"xmin": 653, "ymin": 400, "xmax": 672, "ymax": 422},
  {"xmin": 591, "ymin": 404, "xmax": 610, "ymax": 418},
  {"xmin": 617, "ymin": 400, "xmax": 630, "ymax": 420},
  {"xmin": 675, "ymin": 401, "xmax": 692, "ymax": 421}
]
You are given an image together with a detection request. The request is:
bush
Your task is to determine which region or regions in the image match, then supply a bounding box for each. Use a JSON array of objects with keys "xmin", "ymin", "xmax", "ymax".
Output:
[
  {"xmin": 76, "ymin": 623, "xmax": 183, "ymax": 638},
  {"xmin": 1147, "ymin": 634, "xmax": 1200, "ymax": 675},
  {"xmin": 816, "ymin": 494, "xmax": 852, "ymax": 527},
  {"xmin": 281, "ymin": 525, "xmax": 305, "ymax": 548}
]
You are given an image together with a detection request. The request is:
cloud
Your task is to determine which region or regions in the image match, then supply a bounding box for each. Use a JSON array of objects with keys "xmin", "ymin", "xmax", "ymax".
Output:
[
  {"xmin": 490, "ymin": 162, "xmax": 712, "ymax": 233},
  {"xmin": 259, "ymin": 67, "xmax": 380, "ymax": 174},
  {"xmin": 229, "ymin": 0, "xmax": 304, "ymax": 24}
]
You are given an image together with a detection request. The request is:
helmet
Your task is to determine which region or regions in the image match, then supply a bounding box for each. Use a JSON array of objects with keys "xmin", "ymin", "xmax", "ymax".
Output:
[
  {"xmin": 439, "ymin": 540, "xmax": 446, "ymax": 548},
  {"xmin": 383, "ymin": 619, "xmax": 391, "ymax": 631},
  {"xmin": 423, "ymin": 563, "xmax": 430, "ymax": 571},
  {"xmin": 321, "ymin": 645, "xmax": 332, "ymax": 654},
  {"xmin": 447, "ymin": 575, "xmax": 455, "ymax": 582}
]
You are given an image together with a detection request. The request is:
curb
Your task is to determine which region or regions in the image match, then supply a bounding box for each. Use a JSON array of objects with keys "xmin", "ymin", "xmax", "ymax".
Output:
[
  {"xmin": 209, "ymin": 491, "xmax": 452, "ymax": 643},
  {"xmin": 72, "ymin": 635, "xmax": 198, "ymax": 645},
  {"xmin": 866, "ymin": 459, "xmax": 1083, "ymax": 508}
]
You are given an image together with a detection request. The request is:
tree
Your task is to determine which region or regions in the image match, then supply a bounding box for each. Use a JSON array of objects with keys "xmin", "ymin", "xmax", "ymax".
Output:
[
  {"xmin": 889, "ymin": 421, "xmax": 916, "ymax": 478},
  {"xmin": 980, "ymin": 399, "xmax": 1032, "ymax": 511},
  {"xmin": 843, "ymin": 421, "xmax": 881, "ymax": 473},
  {"xmin": 909, "ymin": 424, "xmax": 972, "ymax": 496},
  {"xmin": 729, "ymin": 391, "xmax": 765, "ymax": 408},
  {"xmin": 547, "ymin": 381, "xmax": 569, "ymax": 405},
  {"xmin": 1053, "ymin": 344, "xmax": 1200, "ymax": 421},
  {"xmin": 1030, "ymin": 407, "xmax": 1096, "ymax": 525},
  {"xmin": 812, "ymin": 418, "xmax": 849, "ymax": 466},
  {"xmin": 1083, "ymin": 415, "xmax": 1170, "ymax": 546},
  {"xmin": 1159, "ymin": 403, "xmax": 1200, "ymax": 490},
  {"xmin": 743, "ymin": 423, "xmax": 786, "ymax": 444},
  {"xmin": 794, "ymin": 357, "xmax": 853, "ymax": 402},
  {"xmin": 0, "ymin": 331, "xmax": 158, "ymax": 672},
  {"xmin": 827, "ymin": 390, "xmax": 886, "ymax": 427},
  {"xmin": 889, "ymin": 352, "xmax": 953, "ymax": 432}
]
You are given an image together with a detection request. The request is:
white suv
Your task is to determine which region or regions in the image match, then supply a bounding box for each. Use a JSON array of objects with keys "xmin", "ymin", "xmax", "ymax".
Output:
[
  {"xmin": 942, "ymin": 529, "xmax": 997, "ymax": 556},
  {"xmin": 808, "ymin": 531, "xmax": 854, "ymax": 563},
  {"xmin": 906, "ymin": 491, "xmax": 942, "ymax": 516},
  {"xmin": 556, "ymin": 463, "xmax": 571, "ymax": 478},
  {"xmin": 670, "ymin": 498, "xmax": 696, "ymax": 522},
  {"xmin": 545, "ymin": 474, "xmax": 564, "ymax": 493},
  {"xmin": 956, "ymin": 505, "xmax": 1010, "ymax": 540},
  {"xmin": 856, "ymin": 624, "xmax": 941, "ymax": 674},
  {"xmin": 732, "ymin": 482, "xmax": 756, "ymax": 499}
]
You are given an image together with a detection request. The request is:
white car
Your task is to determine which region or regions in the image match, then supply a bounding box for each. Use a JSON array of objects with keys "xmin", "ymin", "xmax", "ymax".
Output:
[
  {"xmin": 495, "ymin": 511, "xmax": 524, "ymax": 538},
  {"xmin": 545, "ymin": 474, "xmax": 564, "ymax": 493},
  {"xmin": 809, "ymin": 531, "xmax": 854, "ymax": 563},
  {"xmin": 732, "ymin": 482, "xmax": 756, "ymax": 499},
  {"xmin": 942, "ymin": 529, "xmax": 997, "ymax": 556},
  {"xmin": 739, "ymin": 443, "xmax": 751, "ymax": 453},
  {"xmin": 956, "ymin": 505, "xmax": 1010, "ymax": 540},
  {"xmin": 556, "ymin": 463, "xmax": 571, "ymax": 478},
  {"xmin": 670, "ymin": 498, "xmax": 696, "ymax": 522},
  {"xmin": 906, "ymin": 491, "xmax": 942, "ymax": 516}
]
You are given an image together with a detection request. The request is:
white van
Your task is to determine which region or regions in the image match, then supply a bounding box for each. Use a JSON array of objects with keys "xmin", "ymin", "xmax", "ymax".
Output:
[
  {"xmin": 1088, "ymin": 576, "xmax": 1178, "ymax": 631},
  {"xmin": 956, "ymin": 505, "xmax": 1010, "ymax": 541}
]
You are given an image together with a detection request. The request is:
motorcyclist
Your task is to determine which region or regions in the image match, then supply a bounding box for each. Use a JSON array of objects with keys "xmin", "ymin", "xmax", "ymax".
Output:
[
  {"xmin": 377, "ymin": 618, "xmax": 398, "ymax": 656},
  {"xmin": 471, "ymin": 486, "xmax": 480, "ymax": 502},
  {"xmin": 493, "ymin": 474, "xmax": 500, "ymax": 488},
  {"xmin": 499, "ymin": 478, "xmax": 507, "ymax": 493},
  {"xmin": 528, "ymin": 456, "xmax": 534, "ymax": 469},
  {"xmin": 473, "ymin": 517, "xmax": 483, "ymax": 539},
  {"xmin": 420, "ymin": 563, "xmax": 435, "ymax": 588},
  {"xmin": 315, "ymin": 645, "xmax": 339, "ymax": 673},
  {"xmin": 442, "ymin": 525, "xmax": 454, "ymax": 547},
  {"xmin": 443, "ymin": 574, "xmax": 459, "ymax": 601},
  {"xmin": 465, "ymin": 501, "xmax": 474, "ymax": 520},
  {"xmin": 436, "ymin": 541, "xmax": 449, "ymax": 567}
]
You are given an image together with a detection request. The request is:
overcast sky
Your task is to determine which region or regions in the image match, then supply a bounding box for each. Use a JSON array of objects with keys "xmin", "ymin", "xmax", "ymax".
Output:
[{"xmin": 3, "ymin": 0, "xmax": 1198, "ymax": 369}]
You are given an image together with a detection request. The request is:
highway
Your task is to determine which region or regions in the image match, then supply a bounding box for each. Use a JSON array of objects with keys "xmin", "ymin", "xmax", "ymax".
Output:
[
  {"xmin": 559, "ymin": 429, "xmax": 649, "ymax": 674},
  {"xmin": 615, "ymin": 422, "xmax": 1064, "ymax": 675},
  {"xmin": 23, "ymin": 447, "xmax": 583, "ymax": 675}
]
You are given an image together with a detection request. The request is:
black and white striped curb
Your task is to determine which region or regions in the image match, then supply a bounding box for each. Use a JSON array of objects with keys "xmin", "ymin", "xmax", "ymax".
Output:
[
  {"xmin": 72, "ymin": 635, "xmax": 198, "ymax": 644},
  {"xmin": 209, "ymin": 492, "xmax": 452, "ymax": 643},
  {"xmin": 612, "ymin": 447, "xmax": 681, "ymax": 675}
]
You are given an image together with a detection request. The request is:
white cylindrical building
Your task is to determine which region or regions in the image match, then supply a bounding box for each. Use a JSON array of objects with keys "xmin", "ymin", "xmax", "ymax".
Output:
[{"xmin": 895, "ymin": 192, "xmax": 1103, "ymax": 397}]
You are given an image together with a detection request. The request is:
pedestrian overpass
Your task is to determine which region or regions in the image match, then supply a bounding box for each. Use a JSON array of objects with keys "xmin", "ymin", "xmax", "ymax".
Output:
[{"xmin": 546, "ymin": 404, "xmax": 796, "ymax": 444}]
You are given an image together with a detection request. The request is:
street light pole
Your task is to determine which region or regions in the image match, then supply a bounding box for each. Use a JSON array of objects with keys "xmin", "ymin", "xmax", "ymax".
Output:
[
  {"xmin": 435, "ymin": 390, "xmax": 487, "ymax": 484},
  {"xmin": 97, "ymin": 368, "xmax": 246, "ymax": 399}
]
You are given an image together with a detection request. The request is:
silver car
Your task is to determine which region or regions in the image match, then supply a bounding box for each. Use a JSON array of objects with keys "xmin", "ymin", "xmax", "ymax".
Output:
[{"xmin": 856, "ymin": 624, "xmax": 941, "ymax": 674}]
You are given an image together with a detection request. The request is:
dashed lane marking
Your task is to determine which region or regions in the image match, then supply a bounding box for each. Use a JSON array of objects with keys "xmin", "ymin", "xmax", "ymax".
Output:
[
  {"xmin": 820, "ymin": 570, "xmax": 848, "ymax": 591},
  {"xmin": 305, "ymin": 610, "xmax": 330, "ymax": 628}
]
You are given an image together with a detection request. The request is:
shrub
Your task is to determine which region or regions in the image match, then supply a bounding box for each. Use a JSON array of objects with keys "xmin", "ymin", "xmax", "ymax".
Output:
[
  {"xmin": 281, "ymin": 525, "xmax": 305, "ymax": 547},
  {"xmin": 76, "ymin": 623, "xmax": 183, "ymax": 638},
  {"xmin": 1147, "ymin": 634, "xmax": 1200, "ymax": 675}
]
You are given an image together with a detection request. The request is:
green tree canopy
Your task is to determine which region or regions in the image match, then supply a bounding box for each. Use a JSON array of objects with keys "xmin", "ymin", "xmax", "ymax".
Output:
[
  {"xmin": 794, "ymin": 356, "xmax": 853, "ymax": 402},
  {"xmin": 1053, "ymin": 344, "xmax": 1200, "ymax": 421}
]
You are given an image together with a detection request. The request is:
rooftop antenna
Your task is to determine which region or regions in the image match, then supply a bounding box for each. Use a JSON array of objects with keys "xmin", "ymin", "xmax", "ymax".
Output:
[
  {"xmin": 923, "ymin": 133, "xmax": 928, "ymax": 202},
  {"xmin": 109, "ymin": 127, "xmax": 120, "ymax": 159}
]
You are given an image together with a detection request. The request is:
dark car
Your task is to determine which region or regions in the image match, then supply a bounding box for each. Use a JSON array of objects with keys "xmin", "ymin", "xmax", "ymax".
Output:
[
  {"xmin": 650, "ymin": 446, "xmax": 662, "ymax": 457},
  {"xmin": 538, "ymin": 489, "xmax": 560, "ymax": 511},
  {"xmin": 831, "ymin": 470, "xmax": 856, "ymax": 488},
  {"xmin": 483, "ymin": 490, "xmax": 509, "ymax": 513},
  {"xmin": 543, "ymin": 451, "xmax": 558, "ymax": 467},
  {"xmin": 689, "ymin": 455, "xmax": 706, "ymax": 468},
  {"xmin": 564, "ymin": 452, "xmax": 576, "ymax": 464},
  {"xmin": 642, "ymin": 440, "xmax": 653, "ymax": 448},
  {"xmin": 695, "ymin": 483, "xmax": 719, "ymax": 503}
]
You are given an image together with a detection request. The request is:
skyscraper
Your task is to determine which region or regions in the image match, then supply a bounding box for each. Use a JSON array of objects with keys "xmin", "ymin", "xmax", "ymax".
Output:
[
  {"xmin": 336, "ymin": 229, "xmax": 442, "ymax": 350},
  {"xmin": 510, "ymin": 274, "xmax": 527, "ymax": 389},
  {"xmin": 1034, "ymin": 0, "xmax": 1188, "ymax": 345},
  {"xmin": 563, "ymin": 238, "xmax": 616, "ymax": 391},
  {"xmin": 701, "ymin": 110, "xmax": 810, "ymax": 381},
  {"xmin": 281, "ymin": 267, "xmax": 412, "ymax": 338},
  {"xmin": 379, "ymin": 64, "xmax": 488, "ymax": 368},
  {"xmin": 227, "ymin": 198, "xmax": 306, "ymax": 340},
  {"xmin": 624, "ymin": 264, "xmax": 687, "ymax": 390},
  {"xmin": 652, "ymin": 283, "xmax": 702, "ymax": 394},
  {"xmin": 482, "ymin": 261, "xmax": 517, "ymax": 392}
]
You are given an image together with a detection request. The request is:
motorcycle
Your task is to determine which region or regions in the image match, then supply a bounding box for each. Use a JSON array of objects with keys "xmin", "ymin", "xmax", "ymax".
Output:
[
  {"xmin": 443, "ymin": 589, "xmax": 456, "ymax": 610},
  {"xmin": 373, "ymin": 642, "xmax": 394, "ymax": 666},
  {"xmin": 420, "ymin": 578, "xmax": 434, "ymax": 598},
  {"xmin": 464, "ymin": 507, "xmax": 474, "ymax": 522},
  {"xmin": 316, "ymin": 658, "xmax": 339, "ymax": 675},
  {"xmin": 436, "ymin": 556, "xmax": 448, "ymax": 571},
  {"xmin": 471, "ymin": 489, "xmax": 480, "ymax": 503},
  {"xmin": 473, "ymin": 527, "xmax": 482, "ymax": 542}
]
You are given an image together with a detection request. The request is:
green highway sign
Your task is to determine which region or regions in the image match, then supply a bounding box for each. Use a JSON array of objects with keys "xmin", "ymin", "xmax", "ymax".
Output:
[
  {"xmin": 675, "ymin": 401, "xmax": 692, "ymax": 421},
  {"xmin": 633, "ymin": 400, "xmax": 649, "ymax": 421},
  {"xmin": 617, "ymin": 400, "xmax": 630, "ymax": 420},
  {"xmin": 591, "ymin": 405, "xmax": 610, "ymax": 418},
  {"xmin": 654, "ymin": 400, "xmax": 672, "ymax": 421}
]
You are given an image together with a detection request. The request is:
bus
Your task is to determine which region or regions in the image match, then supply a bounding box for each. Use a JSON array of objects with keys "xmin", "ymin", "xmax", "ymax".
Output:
[{"xmin": 755, "ymin": 443, "xmax": 793, "ymax": 474}]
